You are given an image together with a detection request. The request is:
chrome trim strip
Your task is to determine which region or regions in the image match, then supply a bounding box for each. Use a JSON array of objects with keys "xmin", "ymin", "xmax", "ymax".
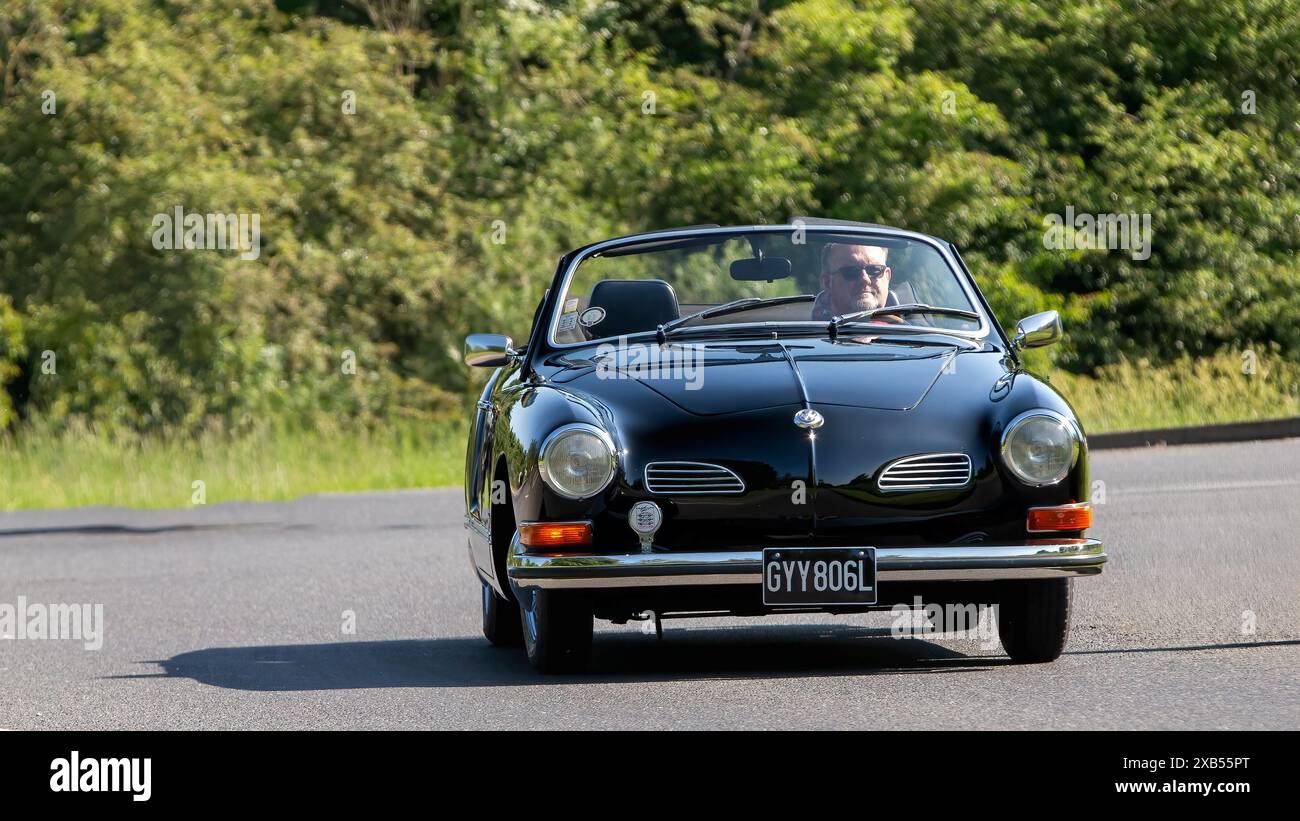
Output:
[
  {"xmin": 545, "ymin": 225, "xmax": 992, "ymax": 349},
  {"xmin": 644, "ymin": 461, "xmax": 745, "ymax": 495},
  {"xmin": 878, "ymin": 452, "xmax": 973, "ymax": 492},
  {"xmin": 508, "ymin": 539, "xmax": 1106, "ymax": 589},
  {"xmin": 463, "ymin": 514, "xmax": 490, "ymax": 541}
]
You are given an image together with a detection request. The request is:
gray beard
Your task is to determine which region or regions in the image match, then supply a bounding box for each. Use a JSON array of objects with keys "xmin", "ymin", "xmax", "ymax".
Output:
[{"xmin": 852, "ymin": 292, "xmax": 883, "ymax": 310}]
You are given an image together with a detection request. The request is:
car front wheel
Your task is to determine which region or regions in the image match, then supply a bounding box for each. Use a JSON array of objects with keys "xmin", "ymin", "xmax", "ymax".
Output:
[
  {"xmin": 481, "ymin": 580, "xmax": 523, "ymax": 646},
  {"xmin": 519, "ymin": 588, "xmax": 593, "ymax": 673},
  {"xmin": 998, "ymin": 578, "xmax": 1072, "ymax": 663}
]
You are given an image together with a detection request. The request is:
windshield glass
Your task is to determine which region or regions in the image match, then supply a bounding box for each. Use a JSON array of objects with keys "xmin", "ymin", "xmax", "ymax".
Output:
[{"xmin": 550, "ymin": 228, "xmax": 981, "ymax": 345}]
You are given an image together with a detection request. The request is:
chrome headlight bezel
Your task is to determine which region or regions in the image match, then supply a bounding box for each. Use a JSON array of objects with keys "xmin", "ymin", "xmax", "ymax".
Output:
[
  {"xmin": 538, "ymin": 423, "xmax": 618, "ymax": 500},
  {"xmin": 999, "ymin": 409, "xmax": 1081, "ymax": 487}
]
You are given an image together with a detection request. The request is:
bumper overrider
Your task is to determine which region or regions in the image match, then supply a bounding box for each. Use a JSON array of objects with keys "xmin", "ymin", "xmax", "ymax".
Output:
[{"xmin": 508, "ymin": 537, "xmax": 1106, "ymax": 590}]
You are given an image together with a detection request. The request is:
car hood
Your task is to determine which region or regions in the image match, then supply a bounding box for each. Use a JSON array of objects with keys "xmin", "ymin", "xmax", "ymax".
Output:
[
  {"xmin": 534, "ymin": 336, "xmax": 1071, "ymax": 548},
  {"xmin": 579, "ymin": 336, "xmax": 969, "ymax": 415}
]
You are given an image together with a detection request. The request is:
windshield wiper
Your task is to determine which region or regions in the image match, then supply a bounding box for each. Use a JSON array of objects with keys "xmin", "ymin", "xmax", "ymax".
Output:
[
  {"xmin": 828, "ymin": 303, "xmax": 979, "ymax": 340},
  {"xmin": 657, "ymin": 294, "xmax": 815, "ymax": 341}
]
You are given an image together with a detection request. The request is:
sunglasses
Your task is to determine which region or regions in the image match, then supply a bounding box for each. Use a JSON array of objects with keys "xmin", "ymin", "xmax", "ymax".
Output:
[{"xmin": 834, "ymin": 263, "xmax": 888, "ymax": 281}]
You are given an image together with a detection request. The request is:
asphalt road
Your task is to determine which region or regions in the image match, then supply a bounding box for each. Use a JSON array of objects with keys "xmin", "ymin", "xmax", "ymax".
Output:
[{"xmin": 1, "ymin": 439, "xmax": 1297, "ymax": 730}]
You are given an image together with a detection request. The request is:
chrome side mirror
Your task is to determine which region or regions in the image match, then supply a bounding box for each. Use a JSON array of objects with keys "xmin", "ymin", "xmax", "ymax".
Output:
[
  {"xmin": 464, "ymin": 333, "xmax": 516, "ymax": 368},
  {"xmin": 1011, "ymin": 310, "xmax": 1062, "ymax": 351}
]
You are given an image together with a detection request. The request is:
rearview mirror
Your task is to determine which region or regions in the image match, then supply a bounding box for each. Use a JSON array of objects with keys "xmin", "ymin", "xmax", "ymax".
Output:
[
  {"xmin": 464, "ymin": 333, "xmax": 515, "ymax": 368},
  {"xmin": 1011, "ymin": 310, "xmax": 1062, "ymax": 351},
  {"xmin": 730, "ymin": 256, "xmax": 792, "ymax": 282}
]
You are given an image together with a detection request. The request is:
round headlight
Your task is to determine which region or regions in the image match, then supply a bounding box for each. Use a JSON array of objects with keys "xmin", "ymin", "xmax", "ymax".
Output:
[
  {"xmin": 1001, "ymin": 411, "xmax": 1079, "ymax": 486},
  {"xmin": 539, "ymin": 424, "xmax": 617, "ymax": 499}
]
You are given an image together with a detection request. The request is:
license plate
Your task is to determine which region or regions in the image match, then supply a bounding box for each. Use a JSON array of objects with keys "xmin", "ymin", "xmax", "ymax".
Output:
[{"xmin": 761, "ymin": 547, "xmax": 877, "ymax": 606}]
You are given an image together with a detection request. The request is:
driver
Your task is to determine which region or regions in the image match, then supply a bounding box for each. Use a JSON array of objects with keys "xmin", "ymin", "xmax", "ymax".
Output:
[{"xmin": 811, "ymin": 242, "xmax": 895, "ymax": 320}]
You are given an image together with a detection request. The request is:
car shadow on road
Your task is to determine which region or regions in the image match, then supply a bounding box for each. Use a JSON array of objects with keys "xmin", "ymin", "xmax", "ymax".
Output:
[
  {"xmin": 119, "ymin": 626, "xmax": 1008, "ymax": 691},
  {"xmin": 0, "ymin": 523, "xmax": 267, "ymax": 539},
  {"xmin": 1066, "ymin": 638, "xmax": 1300, "ymax": 655}
]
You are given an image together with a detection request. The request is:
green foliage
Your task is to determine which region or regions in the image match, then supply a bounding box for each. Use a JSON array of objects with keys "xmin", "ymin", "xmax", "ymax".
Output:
[
  {"xmin": 1, "ymin": 0, "xmax": 461, "ymax": 432},
  {"xmin": 905, "ymin": 0, "xmax": 1300, "ymax": 369},
  {"xmin": 0, "ymin": 294, "xmax": 24, "ymax": 427},
  {"xmin": 0, "ymin": 0, "xmax": 1296, "ymax": 438}
]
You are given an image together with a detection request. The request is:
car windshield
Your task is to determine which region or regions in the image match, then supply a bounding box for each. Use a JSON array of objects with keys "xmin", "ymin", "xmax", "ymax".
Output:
[{"xmin": 550, "ymin": 228, "xmax": 981, "ymax": 345}]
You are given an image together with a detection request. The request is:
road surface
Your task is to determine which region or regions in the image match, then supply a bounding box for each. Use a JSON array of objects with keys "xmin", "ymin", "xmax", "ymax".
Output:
[{"xmin": 1, "ymin": 439, "xmax": 1297, "ymax": 729}]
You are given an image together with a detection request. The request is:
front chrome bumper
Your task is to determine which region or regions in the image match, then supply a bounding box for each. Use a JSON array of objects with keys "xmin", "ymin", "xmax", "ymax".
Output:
[{"xmin": 508, "ymin": 538, "xmax": 1106, "ymax": 590}]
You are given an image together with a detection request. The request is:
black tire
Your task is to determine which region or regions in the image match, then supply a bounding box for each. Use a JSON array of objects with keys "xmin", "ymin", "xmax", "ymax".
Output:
[
  {"xmin": 519, "ymin": 588, "xmax": 593, "ymax": 673},
  {"xmin": 998, "ymin": 578, "xmax": 1072, "ymax": 663},
  {"xmin": 481, "ymin": 580, "xmax": 523, "ymax": 646}
]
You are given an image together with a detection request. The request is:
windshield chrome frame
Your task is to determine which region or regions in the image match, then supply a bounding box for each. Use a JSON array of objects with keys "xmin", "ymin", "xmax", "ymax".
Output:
[{"xmin": 543, "ymin": 224, "xmax": 992, "ymax": 350}]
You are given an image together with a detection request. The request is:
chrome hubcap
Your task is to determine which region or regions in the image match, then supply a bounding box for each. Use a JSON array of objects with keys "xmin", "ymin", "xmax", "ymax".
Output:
[{"xmin": 523, "ymin": 606, "xmax": 538, "ymax": 643}]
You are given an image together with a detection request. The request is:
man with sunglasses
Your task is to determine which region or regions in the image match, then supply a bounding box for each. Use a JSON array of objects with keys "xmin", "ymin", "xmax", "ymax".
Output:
[{"xmin": 811, "ymin": 242, "xmax": 898, "ymax": 321}]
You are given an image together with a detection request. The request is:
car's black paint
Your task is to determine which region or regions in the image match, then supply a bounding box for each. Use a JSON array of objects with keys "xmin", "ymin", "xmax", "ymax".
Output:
[{"xmin": 464, "ymin": 228, "xmax": 1089, "ymax": 600}]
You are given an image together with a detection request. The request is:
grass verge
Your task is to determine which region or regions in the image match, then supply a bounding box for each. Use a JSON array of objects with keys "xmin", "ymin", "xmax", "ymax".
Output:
[
  {"xmin": 0, "ymin": 419, "xmax": 466, "ymax": 511},
  {"xmin": 1046, "ymin": 353, "xmax": 1300, "ymax": 433},
  {"xmin": 1, "ymin": 353, "xmax": 1296, "ymax": 511}
]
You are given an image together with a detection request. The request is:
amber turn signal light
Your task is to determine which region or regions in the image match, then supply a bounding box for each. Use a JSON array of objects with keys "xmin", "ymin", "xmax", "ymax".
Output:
[
  {"xmin": 519, "ymin": 521, "xmax": 594, "ymax": 550},
  {"xmin": 1027, "ymin": 503, "xmax": 1092, "ymax": 532}
]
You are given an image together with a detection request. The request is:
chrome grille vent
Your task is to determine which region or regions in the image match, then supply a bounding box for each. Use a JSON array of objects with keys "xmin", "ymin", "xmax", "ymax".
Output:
[
  {"xmin": 644, "ymin": 462, "xmax": 745, "ymax": 495},
  {"xmin": 878, "ymin": 453, "xmax": 972, "ymax": 492}
]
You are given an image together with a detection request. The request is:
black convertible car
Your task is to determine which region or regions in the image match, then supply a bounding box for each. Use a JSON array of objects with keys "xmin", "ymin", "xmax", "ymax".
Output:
[{"xmin": 463, "ymin": 221, "xmax": 1106, "ymax": 672}]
